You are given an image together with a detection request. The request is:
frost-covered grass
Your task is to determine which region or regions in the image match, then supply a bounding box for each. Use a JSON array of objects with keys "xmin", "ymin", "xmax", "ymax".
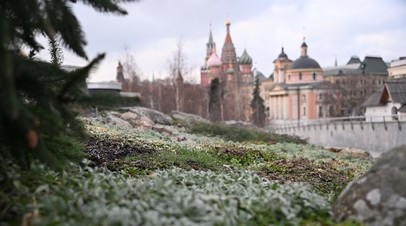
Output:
[
  {"xmin": 1, "ymin": 160, "xmax": 339, "ymax": 226},
  {"xmin": 86, "ymin": 122, "xmax": 372, "ymax": 196},
  {"xmin": 0, "ymin": 120, "xmax": 371, "ymax": 225}
]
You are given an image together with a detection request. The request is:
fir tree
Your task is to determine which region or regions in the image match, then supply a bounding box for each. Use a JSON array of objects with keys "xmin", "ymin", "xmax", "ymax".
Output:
[
  {"xmin": 49, "ymin": 35, "xmax": 64, "ymax": 66},
  {"xmin": 0, "ymin": 0, "xmax": 138, "ymax": 167},
  {"xmin": 250, "ymin": 78, "xmax": 266, "ymax": 127},
  {"xmin": 208, "ymin": 78, "xmax": 222, "ymax": 122}
]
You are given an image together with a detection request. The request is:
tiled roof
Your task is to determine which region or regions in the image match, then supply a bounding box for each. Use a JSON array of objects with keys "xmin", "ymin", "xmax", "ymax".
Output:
[
  {"xmin": 324, "ymin": 56, "xmax": 388, "ymax": 76},
  {"xmin": 385, "ymin": 79, "xmax": 406, "ymax": 103},
  {"xmin": 362, "ymin": 79, "xmax": 406, "ymax": 107},
  {"xmin": 323, "ymin": 63, "xmax": 361, "ymax": 76},
  {"xmin": 361, "ymin": 87, "xmax": 384, "ymax": 107},
  {"xmin": 346, "ymin": 56, "xmax": 361, "ymax": 65},
  {"xmin": 362, "ymin": 56, "xmax": 388, "ymax": 75}
]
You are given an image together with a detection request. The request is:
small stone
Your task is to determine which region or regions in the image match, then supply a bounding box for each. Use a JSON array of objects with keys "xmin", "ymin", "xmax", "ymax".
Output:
[
  {"xmin": 395, "ymin": 197, "xmax": 406, "ymax": 209},
  {"xmin": 356, "ymin": 177, "xmax": 367, "ymax": 184},
  {"xmin": 366, "ymin": 189, "xmax": 381, "ymax": 206},
  {"xmin": 353, "ymin": 199, "xmax": 370, "ymax": 220}
]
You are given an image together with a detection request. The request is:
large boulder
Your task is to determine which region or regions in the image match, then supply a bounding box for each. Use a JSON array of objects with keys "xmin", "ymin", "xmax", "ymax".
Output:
[
  {"xmin": 121, "ymin": 107, "xmax": 173, "ymax": 125},
  {"xmin": 333, "ymin": 145, "xmax": 406, "ymax": 226},
  {"xmin": 120, "ymin": 111, "xmax": 154, "ymax": 128},
  {"xmin": 170, "ymin": 111, "xmax": 209, "ymax": 124},
  {"xmin": 103, "ymin": 111, "xmax": 133, "ymax": 128}
]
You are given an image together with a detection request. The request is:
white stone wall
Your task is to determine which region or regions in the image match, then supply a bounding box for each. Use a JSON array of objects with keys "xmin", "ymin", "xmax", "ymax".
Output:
[
  {"xmin": 274, "ymin": 120, "xmax": 406, "ymax": 157},
  {"xmin": 365, "ymin": 103, "xmax": 401, "ymax": 122}
]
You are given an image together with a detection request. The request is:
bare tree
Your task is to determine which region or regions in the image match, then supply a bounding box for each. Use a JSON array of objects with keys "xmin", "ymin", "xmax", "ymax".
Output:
[
  {"xmin": 168, "ymin": 39, "xmax": 190, "ymax": 112},
  {"xmin": 121, "ymin": 47, "xmax": 142, "ymax": 92},
  {"xmin": 250, "ymin": 78, "xmax": 266, "ymax": 127}
]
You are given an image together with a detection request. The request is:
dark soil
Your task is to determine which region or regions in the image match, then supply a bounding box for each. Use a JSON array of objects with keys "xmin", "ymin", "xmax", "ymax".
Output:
[
  {"xmin": 85, "ymin": 137, "xmax": 156, "ymax": 167},
  {"xmin": 262, "ymin": 158, "xmax": 350, "ymax": 195}
]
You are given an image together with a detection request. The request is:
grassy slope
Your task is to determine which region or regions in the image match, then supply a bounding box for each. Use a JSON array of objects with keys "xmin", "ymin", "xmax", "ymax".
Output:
[{"xmin": 0, "ymin": 121, "xmax": 371, "ymax": 225}]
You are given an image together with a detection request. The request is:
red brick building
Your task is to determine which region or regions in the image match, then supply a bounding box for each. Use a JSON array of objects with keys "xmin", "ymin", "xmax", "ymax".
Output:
[{"xmin": 200, "ymin": 19, "xmax": 253, "ymax": 87}]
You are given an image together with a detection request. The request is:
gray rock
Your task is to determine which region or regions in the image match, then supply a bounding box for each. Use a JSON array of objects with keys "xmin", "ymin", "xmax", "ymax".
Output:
[
  {"xmin": 170, "ymin": 111, "xmax": 209, "ymax": 124},
  {"xmin": 120, "ymin": 111, "xmax": 154, "ymax": 127},
  {"xmin": 105, "ymin": 112, "xmax": 133, "ymax": 128},
  {"xmin": 333, "ymin": 145, "xmax": 406, "ymax": 226},
  {"xmin": 122, "ymin": 107, "xmax": 173, "ymax": 125}
]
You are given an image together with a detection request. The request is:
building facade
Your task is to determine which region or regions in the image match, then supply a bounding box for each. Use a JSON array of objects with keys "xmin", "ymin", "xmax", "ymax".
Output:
[
  {"xmin": 323, "ymin": 55, "xmax": 389, "ymax": 116},
  {"xmin": 363, "ymin": 79, "xmax": 406, "ymax": 121},
  {"xmin": 268, "ymin": 39, "xmax": 330, "ymax": 124},
  {"xmin": 388, "ymin": 57, "xmax": 406, "ymax": 79},
  {"xmin": 200, "ymin": 19, "xmax": 255, "ymax": 121}
]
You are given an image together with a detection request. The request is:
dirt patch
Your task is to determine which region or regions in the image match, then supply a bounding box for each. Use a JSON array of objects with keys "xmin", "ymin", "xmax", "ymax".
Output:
[
  {"xmin": 85, "ymin": 137, "xmax": 156, "ymax": 166},
  {"xmin": 262, "ymin": 158, "xmax": 350, "ymax": 194},
  {"xmin": 218, "ymin": 146, "xmax": 246, "ymax": 157}
]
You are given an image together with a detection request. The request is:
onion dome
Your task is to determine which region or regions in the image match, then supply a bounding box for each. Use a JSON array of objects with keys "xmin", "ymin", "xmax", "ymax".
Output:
[
  {"xmin": 278, "ymin": 47, "xmax": 288, "ymax": 58},
  {"xmin": 225, "ymin": 18, "xmax": 231, "ymax": 26},
  {"xmin": 239, "ymin": 49, "xmax": 253, "ymax": 65},
  {"xmin": 290, "ymin": 41, "xmax": 321, "ymax": 69},
  {"xmin": 206, "ymin": 52, "xmax": 222, "ymax": 67}
]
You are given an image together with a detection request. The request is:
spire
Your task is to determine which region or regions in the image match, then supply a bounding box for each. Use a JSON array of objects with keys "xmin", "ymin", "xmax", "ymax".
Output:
[
  {"xmin": 206, "ymin": 24, "xmax": 216, "ymax": 63},
  {"xmin": 224, "ymin": 18, "xmax": 232, "ymax": 45},
  {"xmin": 335, "ymin": 55, "xmax": 338, "ymax": 66},
  {"xmin": 116, "ymin": 61, "xmax": 124, "ymax": 82},
  {"xmin": 208, "ymin": 23, "xmax": 214, "ymax": 43},
  {"xmin": 300, "ymin": 37, "xmax": 308, "ymax": 57},
  {"xmin": 221, "ymin": 18, "xmax": 237, "ymax": 65}
]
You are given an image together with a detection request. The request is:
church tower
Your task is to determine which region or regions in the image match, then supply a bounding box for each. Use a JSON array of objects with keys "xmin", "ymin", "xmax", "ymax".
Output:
[
  {"xmin": 273, "ymin": 47, "xmax": 292, "ymax": 83},
  {"xmin": 205, "ymin": 25, "xmax": 217, "ymax": 63},
  {"xmin": 116, "ymin": 61, "xmax": 125, "ymax": 83},
  {"xmin": 221, "ymin": 19, "xmax": 238, "ymax": 72}
]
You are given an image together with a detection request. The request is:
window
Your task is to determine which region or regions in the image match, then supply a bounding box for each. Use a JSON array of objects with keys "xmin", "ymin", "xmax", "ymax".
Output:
[
  {"xmin": 312, "ymin": 73, "xmax": 316, "ymax": 80},
  {"xmin": 288, "ymin": 74, "xmax": 291, "ymax": 80},
  {"xmin": 299, "ymin": 72, "xmax": 302, "ymax": 80},
  {"xmin": 301, "ymin": 94, "xmax": 306, "ymax": 102},
  {"xmin": 392, "ymin": 107, "xmax": 398, "ymax": 120},
  {"xmin": 318, "ymin": 106, "xmax": 323, "ymax": 117},
  {"xmin": 303, "ymin": 106, "xmax": 306, "ymax": 116},
  {"xmin": 329, "ymin": 106, "xmax": 334, "ymax": 116}
]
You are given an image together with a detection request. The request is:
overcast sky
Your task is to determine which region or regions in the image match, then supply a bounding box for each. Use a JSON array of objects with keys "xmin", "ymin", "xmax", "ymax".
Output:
[{"xmin": 37, "ymin": 0, "xmax": 406, "ymax": 82}]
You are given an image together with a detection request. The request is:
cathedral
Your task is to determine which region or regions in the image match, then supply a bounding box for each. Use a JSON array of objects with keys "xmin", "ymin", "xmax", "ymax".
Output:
[
  {"xmin": 200, "ymin": 19, "xmax": 253, "ymax": 87},
  {"xmin": 268, "ymin": 39, "xmax": 328, "ymax": 124},
  {"xmin": 199, "ymin": 19, "xmax": 330, "ymax": 123}
]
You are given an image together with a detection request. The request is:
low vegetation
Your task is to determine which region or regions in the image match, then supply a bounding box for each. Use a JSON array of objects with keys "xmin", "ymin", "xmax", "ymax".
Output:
[
  {"xmin": 188, "ymin": 122, "xmax": 307, "ymax": 144},
  {"xmin": 0, "ymin": 120, "xmax": 372, "ymax": 225}
]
